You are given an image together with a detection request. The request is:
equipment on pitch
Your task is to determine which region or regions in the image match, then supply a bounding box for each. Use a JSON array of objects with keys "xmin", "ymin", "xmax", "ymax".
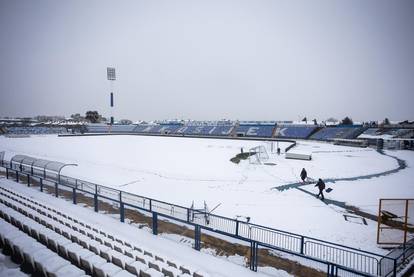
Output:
[
  {"xmin": 189, "ymin": 201, "xmax": 221, "ymax": 225},
  {"xmin": 248, "ymin": 145, "xmax": 269, "ymax": 164}
]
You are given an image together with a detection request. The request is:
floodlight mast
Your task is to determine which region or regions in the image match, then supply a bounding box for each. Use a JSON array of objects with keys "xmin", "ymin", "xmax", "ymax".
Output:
[{"xmin": 107, "ymin": 67, "xmax": 116, "ymax": 130}]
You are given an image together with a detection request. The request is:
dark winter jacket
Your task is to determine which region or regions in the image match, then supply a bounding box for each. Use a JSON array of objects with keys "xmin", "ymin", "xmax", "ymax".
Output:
[
  {"xmin": 315, "ymin": 179, "xmax": 325, "ymax": 191},
  {"xmin": 300, "ymin": 169, "xmax": 307, "ymax": 180}
]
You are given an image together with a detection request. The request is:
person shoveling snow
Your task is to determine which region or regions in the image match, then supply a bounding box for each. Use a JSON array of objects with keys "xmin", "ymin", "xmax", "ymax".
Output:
[{"xmin": 314, "ymin": 179, "xmax": 333, "ymax": 200}]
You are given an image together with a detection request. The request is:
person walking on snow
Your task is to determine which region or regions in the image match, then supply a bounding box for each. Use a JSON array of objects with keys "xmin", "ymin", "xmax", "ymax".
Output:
[
  {"xmin": 315, "ymin": 178, "xmax": 326, "ymax": 200},
  {"xmin": 300, "ymin": 168, "xmax": 307, "ymax": 183}
]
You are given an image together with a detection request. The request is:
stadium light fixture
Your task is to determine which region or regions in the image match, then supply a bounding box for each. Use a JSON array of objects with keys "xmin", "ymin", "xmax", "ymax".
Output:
[{"xmin": 107, "ymin": 67, "xmax": 116, "ymax": 81}]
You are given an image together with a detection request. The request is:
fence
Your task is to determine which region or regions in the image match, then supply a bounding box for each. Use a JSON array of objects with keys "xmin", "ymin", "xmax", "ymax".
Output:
[{"xmin": 0, "ymin": 161, "xmax": 402, "ymax": 276}]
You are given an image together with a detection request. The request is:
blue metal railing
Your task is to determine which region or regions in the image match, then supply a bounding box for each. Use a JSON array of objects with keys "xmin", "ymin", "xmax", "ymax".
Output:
[{"xmin": 0, "ymin": 162, "xmax": 400, "ymax": 276}]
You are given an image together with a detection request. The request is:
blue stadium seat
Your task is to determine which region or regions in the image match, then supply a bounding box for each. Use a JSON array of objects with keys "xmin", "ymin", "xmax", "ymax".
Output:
[
  {"xmin": 274, "ymin": 125, "xmax": 317, "ymax": 139},
  {"xmin": 207, "ymin": 125, "xmax": 234, "ymax": 136},
  {"xmin": 234, "ymin": 125, "xmax": 275, "ymax": 137},
  {"xmin": 108, "ymin": 125, "xmax": 136, "ymax": 133},
  {"xmin": 87, "ymin": 125, "xmax": 109, "ymax": 133},
  {"xmin": 359, "ymin": 128, "xmax": 379, "ymax": 136},
  {"xmin": 87, "ymin": 125, "xmax": 135, "ymax": 133},
  {"xmin": 310, "ymin": 126, "xmax": 363, "ymax": 140},
  {"xmin": 7, "ymin": 127, "xmax": 68, "ymax": 135},
  {"xmin": 147, "ymin": 125, "xmax": 183, "ymax": 134},
  {"xmin": 133, "ymin": 125, "xmax": 156, "ymax": 133}
]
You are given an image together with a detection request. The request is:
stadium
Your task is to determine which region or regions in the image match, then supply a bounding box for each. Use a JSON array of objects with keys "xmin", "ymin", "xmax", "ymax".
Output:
[
  {"xmin": 1, "ymin": 0, "xmax": 414, "ymax": 276},
  {"xmin": 0, "ymin": 121, "xmax": 414, "ymax": 277}
]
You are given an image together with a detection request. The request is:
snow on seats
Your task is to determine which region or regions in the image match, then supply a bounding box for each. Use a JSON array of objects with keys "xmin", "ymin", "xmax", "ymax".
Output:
[{"xmin": 235, "ymin": 124, "xmax": 275, "ymax": 137}]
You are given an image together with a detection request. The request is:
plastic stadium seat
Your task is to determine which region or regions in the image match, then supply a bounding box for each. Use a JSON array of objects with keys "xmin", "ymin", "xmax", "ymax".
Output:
[
  {"xmin": 111, "ymin": 253, "xmax": 134, "ymax": 269},
  {"xmin": 48, "ymin": 235, "xmax": 72, "ymax": 252},
  {"xmin": 141, "ymin": 268, "xmax": 164, "ymax": 277},
  {"xmin": 154, "ymin": 255, "xmax": 165, "ymax": 262},
  {"xmin": 124, "ymin": 249, "xmax": 142, "ymax": 259},
  {"xmin": 166, "ymin": 260, "xmax": 179, "ymax": 269},
  {"xmin": 125, "ymin": 260, "xmax": 149, "ymax": 275},
  {"xmin": 21, "ymin": 242, "xmax": 46, "ymax": 264},
  {"xmin": 162, "ymin": 266, "xmax": 182, "ymax": 277},
  {"xmin": 134, "ymin": 252, "xmax": 148, "ymax": 265},
  {"xmin": 99, "ymin": 245, "xmax": 115, "ymax": 261},
  {"xmin": 111, "ymin": 269, "xmax": 136, "ymax": 277},
  {"xmin": 310, "ymin": 126, "xmax": 363, "ymax": 140},
  {"xmin": 12, "ymin": 236, "xmax": 38, "ymax": 262},
  {"xmin": 65, "ymin": 242, "xmax": 88, "ymax": 261},
  {"xmin": 25, "ymin": 248, "xmax": 53, "ymax": 272},
  {"xmin": 104, "ymin": 239, "xmax": 115, "ymax": 249},
  {"xmin": 51, "ymin": 264, "xmax": 86, "ymax": 277},
  {"xmin": 194, "ymin": 271, "xmax": 211, "ymax": 277},
  {"xmin": 133, "ymin": 245, "xmax": 143, "ymax": 253},
  {"xmin": 33, "ymin": 251, "xmax": 60, "ymax": 274},
  {"xmin": 235, "ymin": 125, "xmax": 275, "ymax": 137},
  {"xmin": 68, "ymin": 248, "xmax": 95, "ymax": 267},
  {"xmin": 148, "ymin": 260, "xmax": 163, "ymax": 271},
  {"xmin": 80, "ymin": 254, "xmax": 107, "ymax": 275},
  {"xmin": 0, "ymin": 187, "xmax": 201, "ymax": 277},
  {"xmin": 22, "ymin": 245, "xmax": 47, "ymax": 272},
  {"xmin": 88, "ymin": 239, "xmax": 102, "ymax": 254},
  {"xmin": 93, "ymin": 262, "xmax": 122, "ymax": 277},
  {"xmin": 114, "ymin": 242, "xmax": 127, "ymax": 254},
  {"xmin": 144, "ymin": 250, "xmax": 154, "ymax": 257},
  {"xmin": 3, "ymin": 232, "xmax": 25, "ymax": 254},
  {"xmin": 78, "ymin": 234, "xmax": 94, "ymax": 248},
  {"xmin": 274, "ymin": 125, "xmax": 317, "ymax": 139},
  {"xmin": 179, "ymin": 265, "xmax": 193, "ymax": 275},
  {"xmin": 39, "ymin": 255, "xmax": 71, "ymax": 276}
]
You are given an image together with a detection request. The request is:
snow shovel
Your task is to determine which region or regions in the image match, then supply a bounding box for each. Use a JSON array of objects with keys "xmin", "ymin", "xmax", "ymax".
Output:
[{"xmin": 326, "ymin": 188, "xmax": 333, "ymax": 193}]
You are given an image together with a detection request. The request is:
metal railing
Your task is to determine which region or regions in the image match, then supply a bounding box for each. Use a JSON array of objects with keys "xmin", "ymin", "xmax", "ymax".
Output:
[{"xmin": 0, "ymin": 161, "xmax": 400, "ymax": 276}]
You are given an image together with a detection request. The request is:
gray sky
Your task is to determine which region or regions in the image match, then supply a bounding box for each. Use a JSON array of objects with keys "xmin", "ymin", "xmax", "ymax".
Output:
[{"xmin": 1, "ymin": 0, "xmax": 413, "ymax": 122}]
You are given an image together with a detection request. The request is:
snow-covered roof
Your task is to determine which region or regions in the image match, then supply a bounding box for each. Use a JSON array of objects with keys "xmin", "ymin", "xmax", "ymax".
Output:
[{"xmin": 10, "ymin": 154, "xmax": 69, "ymax": 173}]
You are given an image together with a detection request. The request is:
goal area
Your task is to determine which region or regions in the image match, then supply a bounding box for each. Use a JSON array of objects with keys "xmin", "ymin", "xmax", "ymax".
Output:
[{"xmin": 248, "ymin": 145, "xmax": 269, "ymax": 164}]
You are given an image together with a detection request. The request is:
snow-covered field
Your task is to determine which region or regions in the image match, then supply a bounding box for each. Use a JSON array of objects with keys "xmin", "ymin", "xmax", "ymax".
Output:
[{"xmin": 1, "ymin": 134, "xmax": 413, "ymax": 253}]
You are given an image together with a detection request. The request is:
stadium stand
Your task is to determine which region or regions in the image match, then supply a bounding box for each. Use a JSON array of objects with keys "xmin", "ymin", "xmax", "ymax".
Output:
[
  {"xmin": 310, "ymin": 126, "xmax": 364, "ymax": 140},
  {"xmin": 143, "ymin": 124, "xmax": 184, "ymax": 135},
  {"xmin": 380, "ymin": 128, "xmax": 414, "ymax": 138},
  {"xmin": 87, "ymin": 124, "xmax": 136, "ymax": 133},
  {"xmin": 358, "ymin": 128, "xmax": 380, "ymax": 137},
  {"xmin": 174, "ymin": 125, "xmax": 234, "ymax": 136},
  {"xmin": 207, "ymin": 125, "xmax": 235, "ymax": 136},
  {"xmin": 80, "ymin": 122, "xmax": 378, "ymax": 142},
  {"xmin": 6, "ymin": 127, "xmax": 67, "ymax": 135},
  {"xmin": 274, "ymin": 125, "xmax": 318, "ymax": 139},
  {"xmin": 234, "ymin": 124, "xmax": 275, "ymax": 138},
  {"xmin": 0, "ymin": 185, "xmax": 209, "ymax": 277},
  {"xmin": 108, "ymin": 125, "xmax": 136, "ymax": 133},
  {"xmin": 132, "ymin": 125, "xmax": 156, "ymax": 133},
  {"xmin": 358, "ymin": 127, "xmax": 414, "ymax": 139},
  {"xmin": 0, "ymin": 204, "xmax": 86, "ymax": 276}
]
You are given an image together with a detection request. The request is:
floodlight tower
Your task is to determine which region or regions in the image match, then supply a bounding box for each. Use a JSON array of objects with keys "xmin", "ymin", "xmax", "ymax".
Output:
[{"xmin": 107, "ymin": 67, "xmax": 116, "ymax": 127}]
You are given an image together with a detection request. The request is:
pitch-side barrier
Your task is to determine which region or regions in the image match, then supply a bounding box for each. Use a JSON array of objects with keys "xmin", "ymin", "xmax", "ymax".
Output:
[{"xmin": 0, "ymin": 160, "xmax": 409, "ymax": 277}]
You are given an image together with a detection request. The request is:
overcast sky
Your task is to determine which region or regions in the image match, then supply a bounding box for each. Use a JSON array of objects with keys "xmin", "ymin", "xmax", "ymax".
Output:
[{"xmin": 1, "ymin": 0, "xmax": 413, "ymax": 122}]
